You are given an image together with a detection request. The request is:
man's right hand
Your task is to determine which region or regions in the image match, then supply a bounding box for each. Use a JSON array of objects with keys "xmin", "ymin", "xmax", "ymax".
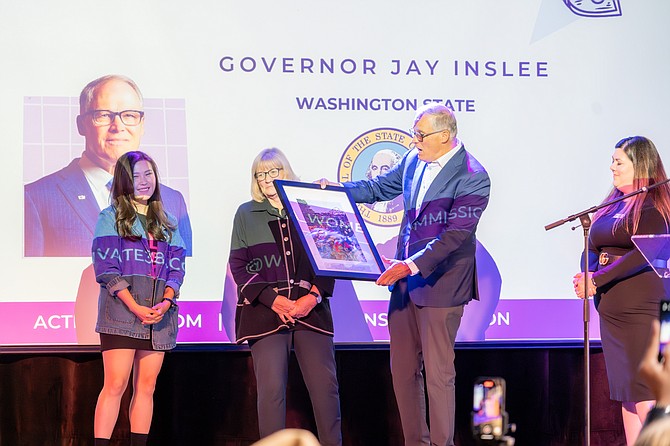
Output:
[{"xmin": 376, "ymin": 258, "xmax": 411, "ymax": 286}]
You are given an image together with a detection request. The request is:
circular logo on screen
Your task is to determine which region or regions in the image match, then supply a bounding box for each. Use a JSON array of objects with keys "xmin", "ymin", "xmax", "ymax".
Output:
[{"xmin": 338, "ymin": 128, "xmax": 411, "ymax": 227}]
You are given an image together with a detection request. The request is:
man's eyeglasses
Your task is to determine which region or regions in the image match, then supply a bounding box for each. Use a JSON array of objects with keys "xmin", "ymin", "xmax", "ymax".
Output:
[
  {"xmin": 409, "ymin": 128, "xmax": 448, "ymax": 142},
  {"xmin": 255, "ymin": 167, "xmax": 283, "ymax": 181},
  {"xmin": 86, "ymin": 110, "xmax": 145, "ymax": 126}
]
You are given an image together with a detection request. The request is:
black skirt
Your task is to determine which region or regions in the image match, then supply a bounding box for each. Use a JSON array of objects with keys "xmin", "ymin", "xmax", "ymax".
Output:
[{"xmin": 100, "ymin": 333, "xmax": 155, "ymax": 352}]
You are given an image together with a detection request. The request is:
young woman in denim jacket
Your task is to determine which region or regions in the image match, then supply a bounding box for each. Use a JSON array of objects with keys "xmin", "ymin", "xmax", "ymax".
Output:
[{"xmin": 92, "ymin": 151, "xmax": 186, "ymax": 446}]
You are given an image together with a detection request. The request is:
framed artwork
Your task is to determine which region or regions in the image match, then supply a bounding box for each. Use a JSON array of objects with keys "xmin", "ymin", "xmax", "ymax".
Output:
[{"xmin": 274, "ymin": 180, "xmax": 385, "ymax": 281}]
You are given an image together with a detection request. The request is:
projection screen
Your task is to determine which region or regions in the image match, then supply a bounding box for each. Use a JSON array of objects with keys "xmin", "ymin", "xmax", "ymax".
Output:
[{"xmin": 1, "ymin": 0, "xmax": 668, "ymax": 347}]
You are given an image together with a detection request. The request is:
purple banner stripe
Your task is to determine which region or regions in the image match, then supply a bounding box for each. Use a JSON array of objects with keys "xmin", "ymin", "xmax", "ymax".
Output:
[{"xmin": 0, "ymin": 299, "xmax": 598, "ymax": 345}]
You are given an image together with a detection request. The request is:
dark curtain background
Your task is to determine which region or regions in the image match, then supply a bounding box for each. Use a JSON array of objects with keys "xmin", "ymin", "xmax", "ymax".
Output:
[{"xmin": 0, "ymin": 347, "xmax": 624, "ymax": 446}]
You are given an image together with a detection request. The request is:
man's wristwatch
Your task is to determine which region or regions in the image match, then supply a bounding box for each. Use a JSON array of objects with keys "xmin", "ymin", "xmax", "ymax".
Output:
[{"xmin": 308, "ymin": 290, "xmax": 322, "ymax": 304}]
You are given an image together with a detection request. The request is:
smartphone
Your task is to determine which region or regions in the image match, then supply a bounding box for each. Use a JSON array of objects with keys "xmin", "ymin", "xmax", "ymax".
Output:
[
  {"xmin": 660, "ymin": 300, "xmax": 670, "ymax": 359},
  {"xmin": 471, "ymin": 377, "xmax": 508, "ymax": 441}
]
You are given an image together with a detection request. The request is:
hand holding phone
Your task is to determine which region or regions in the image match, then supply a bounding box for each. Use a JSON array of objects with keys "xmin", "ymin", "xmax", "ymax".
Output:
[
  {"xmin": 639, "ymin": 319, "xmax": 670, "ymax": 409},
  {"xmin": 471, "ymin": 377, "xmax": 508, "ymax": 441},
  {"xmin": 660, "ymin": 300, "xmax": 670, "ymax": 359}
]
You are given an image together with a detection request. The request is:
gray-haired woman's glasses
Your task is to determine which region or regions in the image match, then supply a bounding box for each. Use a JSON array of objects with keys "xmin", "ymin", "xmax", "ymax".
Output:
[{"xmin": 255, "ymin": 167, "xmax": 283, "ymax": 181}]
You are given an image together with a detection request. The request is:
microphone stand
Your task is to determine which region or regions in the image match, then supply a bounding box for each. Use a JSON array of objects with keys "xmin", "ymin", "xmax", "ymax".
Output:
[{"xmin": 544, "ymin": 178, "xmax": 670, "ymax": 446}]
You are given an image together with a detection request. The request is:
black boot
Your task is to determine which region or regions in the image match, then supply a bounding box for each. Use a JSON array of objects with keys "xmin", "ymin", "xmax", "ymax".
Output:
[
  {"xmin": 130, "ymin": 432, "xmax": 149, "ymax": 446},
  {"xmin": 94, "ymin": 439, "xmax": 110, "ymax": 446}
]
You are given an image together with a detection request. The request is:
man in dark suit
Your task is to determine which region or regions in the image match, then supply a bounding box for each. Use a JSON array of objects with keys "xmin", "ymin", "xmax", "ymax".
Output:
[
  {"xmin": 24, "ymin": 74, "xmax": 192, "ymax": 256},
  {"xmin": 324, "ymin": 104, "xmax": 490, "ymax": 445}
]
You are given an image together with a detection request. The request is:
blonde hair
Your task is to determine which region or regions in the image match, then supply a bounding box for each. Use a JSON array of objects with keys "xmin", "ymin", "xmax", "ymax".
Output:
[
  {"xmin": 250, "ymin": 148, "xmax": 299, "ymax": 202},
  {"xmin": 634, "ymin": 417, "xmax": 670, "ymax": 446}
]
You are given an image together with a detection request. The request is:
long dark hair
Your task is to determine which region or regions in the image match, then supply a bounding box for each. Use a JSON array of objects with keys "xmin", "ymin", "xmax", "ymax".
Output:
[
  {"xmin": 593, "ymin": 136, "xmax": 670, "ymax": 234},
  {"xmin": 111, "ymin": 151, "xmax": 175, "ymax": 241}
]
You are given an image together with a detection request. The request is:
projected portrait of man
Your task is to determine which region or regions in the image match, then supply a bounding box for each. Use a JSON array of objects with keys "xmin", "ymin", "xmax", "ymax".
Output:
[
  {"xmin": 24, "ymin": 74, "xmax": 192, "ymax": 257},
  {"xmin": 364, "ymin": 148, "xmax": 402, "ymax": 213}
]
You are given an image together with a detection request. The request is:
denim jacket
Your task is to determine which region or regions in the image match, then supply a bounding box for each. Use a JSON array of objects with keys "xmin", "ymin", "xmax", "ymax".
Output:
[{"xmin": 93, "ymin": 206, "xmax": 187, "ymax": 350}]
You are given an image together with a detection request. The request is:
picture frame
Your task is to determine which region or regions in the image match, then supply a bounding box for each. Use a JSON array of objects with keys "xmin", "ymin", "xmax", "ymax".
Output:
[{"xmin": 274, "ymin": 179, "xmax": 385, "ymax": 281}]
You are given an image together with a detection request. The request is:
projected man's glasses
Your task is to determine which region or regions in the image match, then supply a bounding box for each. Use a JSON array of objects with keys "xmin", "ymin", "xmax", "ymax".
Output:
[{"xmin": 87, "ymin": 109, "xmax": 145, "ymax": 126}]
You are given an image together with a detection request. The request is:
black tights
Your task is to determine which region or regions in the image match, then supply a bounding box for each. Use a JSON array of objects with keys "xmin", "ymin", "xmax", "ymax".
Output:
[
  {"xmin": 93, "ymin": 433, "xmax": 148, "ymax": 446},
  {"xmin": 131, "ymin": 433, "xmax": 149, "ymax": 446}
]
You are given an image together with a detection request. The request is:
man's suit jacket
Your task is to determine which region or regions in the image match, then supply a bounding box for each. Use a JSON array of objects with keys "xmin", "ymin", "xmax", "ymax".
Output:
[
  {"xmin": 344, "ymin": 146, "xmax": 490, "ymax": 308},
  {"xmin": 25, "ymin": 158, "xmax": 193, "ymax": 257}
]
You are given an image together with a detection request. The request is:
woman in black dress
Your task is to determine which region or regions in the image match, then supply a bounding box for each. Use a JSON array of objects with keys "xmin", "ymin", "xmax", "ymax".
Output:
[{"xmin": 573, "ymin": 136, "xmax": 670, "ymax": 445}]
